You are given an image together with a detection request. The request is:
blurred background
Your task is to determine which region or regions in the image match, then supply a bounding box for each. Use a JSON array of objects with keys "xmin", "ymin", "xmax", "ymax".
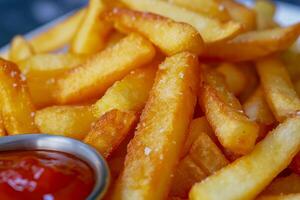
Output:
[{"xmin": 0, "ymin": 0, "xmax": 299, "ymax": 47}]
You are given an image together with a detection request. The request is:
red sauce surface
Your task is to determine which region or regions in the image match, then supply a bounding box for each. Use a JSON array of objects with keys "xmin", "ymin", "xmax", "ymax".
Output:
[{"xmin": 0, "ymin": 150, "xmax": 95, "ymax": 200}]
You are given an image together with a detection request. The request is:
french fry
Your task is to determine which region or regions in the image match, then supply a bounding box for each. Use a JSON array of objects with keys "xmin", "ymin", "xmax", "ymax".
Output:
[
  {"xmin": 165, "ymin": 0, "xmax": 230, "ymax": 22},
  {"xmin": 84, "ymin": 109, "xmax": 138, "ymax": 158},
  {"xmin": 203, "ymin": 23, "xmax": 300, "ymax": 62},
  {"xmin": 199, "ymin": 70, "xmax": 259, "ymax": 155},
  {"xmin": 35, "ymin": 105, "xmax": 96, "ymax": 140},
  {"xmin": 55, "ymin": 33, "xmax": 155, "ymax": 104},
  {"xmin": 189, "ymin": 132, "xmax": 229, "ymax": 175},
  {"xmin": 34, "ymin": 65, "xmax": 156, "ymax": 138},
  {"xmin": 220, "ymin": 0, "xmax": 257, "ymax": 31},
  {"xmin": 189, "ymin": 116, "xmax": 300, "ymax": 200},
  {"xmin": 171, "ymin": 131, "xmax": 228, "ymax": 198},
  {"xmin": 181, "ymin": 117, "xmax": 215, "ymax": 158},
  {"xmin": 0, "ymin": 59, "xmax": 38, "ymax": 134},
  {"xmin": 9, "ymin": 36, "xmax": 34, "ymax": 62},
  {"xmin": 170, "ymin": 156, "xmax": 207, "ymax": 198},
  {"xmin": 256, "ymin": 194, "xmax": 300, "ymax": 200},
  {"xmin": 30, "ymin": 9, "xmax": 86, "ymax": 53},
  {"xmin": 112, "ymin": 52, "xmax": 199, "ymax": 200},
  {"xmin": 243, "ymin": 87, "xmax": 276, "ymax": 126},
  {"xmin": 92, "ymin": 65, "xmax": 157, "ymax": 117},
  {"xmin": 71, "ymin": 0, "xmax": 112, "ymax": 54},
  {"xmin": 254, "ymin": 0, "xmax": 277, "ymax": 30},
  {"xmin": 215, "ymin": 63, "xmax": 247, "ymax": 95},
  {"xmin": 120, "ymin": 0, "xmax": 241, "ymax": 43},
  {"xmin": 261, "ymin": 173, "xmax": 300, "ymax": 195},
  {"xmin": 18, "ymin": 53, "xmax": 86, "ymax": 107},
  {"xmin": 256, "ymin": 58, "xmax": 300, "ymax": 122},
  {"xmin": 106, "ymin": 8, "xmax": 204, "ymax": 56}
]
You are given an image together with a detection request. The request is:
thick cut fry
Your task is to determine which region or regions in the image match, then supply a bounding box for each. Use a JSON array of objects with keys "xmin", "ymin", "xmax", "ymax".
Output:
[
  {"xmin": 243, "ymin": 87, "xmax": 276, "ymax": 126},
  {"xmin": 112, "ymin": 52, "xmax": 199, "ymax": 200},
  {"xmin": 35, "ymin": 66, "xmax": 156, "ymax": 138},
  {"xmin": 18, "ymin": 53, "xmax": 86, "ymax": 107},
  {"xmin": 203, "ymin": 23, "xmax": 300, "ymax": 62},
  {"xmin": 171, "ymin": 131, "xmax": 228, "ymax": 198},
  {"xmin": 190, "ymin": 117, "xmax": 300, "ymax": 200},
  {"xmin": 181, "ymin": 117, "xmax": 215, "ymax": 157},
  {"xmin": 189, "ymin": 132, "xmax": 229, "ymax": 175},
  {"xmin": 71, "ymin": 0, "xmax": 111, "ymax": 54},
  {"xmin": 256, "ymin": 194, "xmax": 300, "ymax": 200},
  {"xmin": 0, "ymin": 59, "xmax": 38, "ymax": 134},
  {"xmin": 166, "ymin": 0, "xmax": 230, "ymax": 22},
  {"xmin": 84, "ymin": 109, "xmax": 138, "ymax": 158},
  {"xmin": 256, "ymin": 58, "xmax": 300, "ymax": 122},
  {"xmin": 35, "ymin": 106, "xmax": 95, "ymax": 140},
  {"xmin": 9, "ymin": 36, "xmax": 34, "ymax": 62},
  {"xmin": 199, "ymin": 70, "xmax": 259, "ymax": 155},
  {"xmin": 170, "ymin": 156, "xmax": 207, "ymax": 198},
  {"xmin": 254, "ymin": 0, "xmax": 277, "ymax": 30},
  {"xmin": 106, "ymin": 31, "xmax": 126, "ymax": 48},
  {"xmin": 121, "ymin": 0, "xmax": 241, "ymax": 43},
  {"xmin": 30, "ymin": 9, "xmax": 86, "ymax": 53},
  {"xmin": 107, "ymin": 8, "xmax": 204, "ymax": 56},
  {"xmin": 92, "ymin": 65, "xmax": 156, "ymax": 117},
  {"xmin": 262, "ymin": 174, "xmax": 300, "ymax": 195},
  {"xmin": 55, "ymin": 33, "xmax": 155, "ymax": 104},
  {"xmin": 220, "ymin": 0, "xmax": 256, "ymax": 31},
  {"xmin": 238, "ymin": 64, "xmax": 259, "ymax": 103},
  {"xmin": 215, "ymin": 63, "xmax": 247, "ymax": 95}
]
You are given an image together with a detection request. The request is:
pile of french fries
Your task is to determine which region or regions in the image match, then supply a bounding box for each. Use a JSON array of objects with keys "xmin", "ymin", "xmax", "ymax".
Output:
[{"xmin": 1, "ymin": 0, "xmax": 300, "ymax": 199}]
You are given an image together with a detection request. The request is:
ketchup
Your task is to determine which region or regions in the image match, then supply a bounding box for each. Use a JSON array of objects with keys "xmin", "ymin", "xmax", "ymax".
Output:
[{"xmin": 0, "ymin": 150, "xmax": 95, "ymax": 200}]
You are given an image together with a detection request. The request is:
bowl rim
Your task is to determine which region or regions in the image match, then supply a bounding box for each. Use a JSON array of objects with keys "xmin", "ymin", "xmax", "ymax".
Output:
[{"xmin": 0, "ymin": 134, "xmax": 110, "ymax": 200}]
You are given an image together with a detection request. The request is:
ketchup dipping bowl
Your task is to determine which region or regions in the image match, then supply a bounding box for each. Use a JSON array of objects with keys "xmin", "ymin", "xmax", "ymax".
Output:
[{"xmin": 0, "ymin": 134, "xmax": 110, "ymax": 200}]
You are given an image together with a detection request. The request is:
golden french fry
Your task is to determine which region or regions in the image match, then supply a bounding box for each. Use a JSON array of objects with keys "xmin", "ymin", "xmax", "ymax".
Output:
[
  {"xmin": 112, "ymin": 52, "xmax": 199, "ymax": 200},
  {"xmin": 170, "ymin": 156, "xmax": 207, "ymax": 198},
  {"xmin": 120, "ymin": 0, "xmax": 241, "ymax": 43},
  {"xmin": 30, "ymin": 9, "xmax": 86, "ymax": 53},
  {"xmin": 106, "ymin": 7, "xmax": 204, "ymax": 56},
  {"xmin": 35, "ymin": 105, "xmax": 95, "ymax": 139},
  {"xmin": 71, "ymin": 0, "xmax": 112, "ymax": 54},
  {"xmin": 0, "ymin": 59, "xmax": 38, "ymax": 134},
  {"xmin": 189, "ymin": 132, "xmax": 229, "ymax": 175},
  {"xmin": 190, "ymin": 117, "xmax": 300, "ymax": 200},
  {"xmin": 9, "ymin": 36, "xmax": 34, "ymax": 62},
  {"xmin": 171, "ymin": 131, "xmax": 228, "ymax": 198},
  {"xmin": 35, "ymin": 65, "xmax": 156, "ymax": 138},
  {"xmin": 199, "ymin": 70, "xmax": 259, "ymax": 155},
  {"xmin": 165, "ymin": 0, "xmax": 230, "ymax": 22},
  {"xmin": 256, "ymin": 194, "xmax": 300, "ymax": 200},
  {"xmin": 256, "ymin": 58, "xmax": 300, "ymax": 122},
  {"xmin": 254, "ymin": 0, "xmax": 277, "ymax": 30},
  {"xmin": 84, "ymin": 109, "xmax": 138, "ymax": 158},
  {"xmin": 203, "ymin": 23, "xmax": 300, "ymax": 62},
  {"xmin": 243, "ymin": 87, "xmax": 276, "ymax": 126},
  {"xmin": 220, "ymin": 0, "xmax": 256, "ymax": 31},
  {"xmin": 215, "ymin": 63, "xmax": 247, "ymax": 95},
  {"xmin": 55, "ymin": 33, "xmax": 155, "ymax": 104},
  {"xmin": 181, "ymin": 117, "xmax": 215, "ymax": 158},
  {"xmin": 18, "ymin": 53, "xmax": 86, "ymax": 107},
  {"xmin": 261, "ymin": 173, "xmax": 300, "ymax": 195},
  {"xmin": 92, "ymin": 65, "xmax": 157, "ymax": 117}
]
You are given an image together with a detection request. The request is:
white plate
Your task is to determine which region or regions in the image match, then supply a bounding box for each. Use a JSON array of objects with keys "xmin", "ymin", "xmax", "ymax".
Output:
[{"xmin": 1, "ymin": 1, "xmax": 300, "ymax": 53}]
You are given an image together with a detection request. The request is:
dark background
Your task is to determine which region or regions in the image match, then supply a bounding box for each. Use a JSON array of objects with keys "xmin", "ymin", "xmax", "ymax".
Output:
[{"xmin": 0, "ymin": 0, "xmax": 299, "ymax": 47}]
